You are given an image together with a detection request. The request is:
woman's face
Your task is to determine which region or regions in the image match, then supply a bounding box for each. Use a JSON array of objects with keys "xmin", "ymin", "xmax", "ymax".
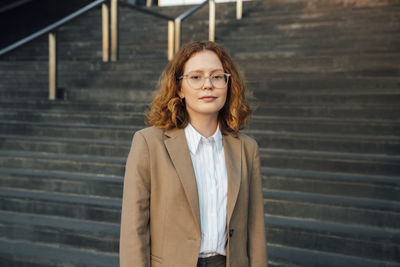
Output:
[{"xmin": 178, "ymin": 50, "xmax": 228, "ymax": 123}]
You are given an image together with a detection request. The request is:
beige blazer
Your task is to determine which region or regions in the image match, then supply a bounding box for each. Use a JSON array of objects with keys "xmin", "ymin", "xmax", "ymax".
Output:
[{"xmin": 120, "ymin": 126, "xmax": 267, "ymax": 267}]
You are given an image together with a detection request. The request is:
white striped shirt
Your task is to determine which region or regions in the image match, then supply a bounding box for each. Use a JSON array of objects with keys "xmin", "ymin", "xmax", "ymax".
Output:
[{"xmin": 184, "ymin": 123, "xmax": 228, "ymax": 257}]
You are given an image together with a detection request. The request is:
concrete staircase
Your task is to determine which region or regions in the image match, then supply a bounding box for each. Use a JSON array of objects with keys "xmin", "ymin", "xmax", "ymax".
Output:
[{"xmin": 0, "ymin": 0, "xmax": 399, "ymax": 266}]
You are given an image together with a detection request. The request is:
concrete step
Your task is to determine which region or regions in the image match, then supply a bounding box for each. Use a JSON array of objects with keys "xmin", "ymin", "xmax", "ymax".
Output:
[
  {"xmin": 250, "ymin": 116, "xmax": 400, "ymax": 136},
  {"xmin": 0, "ymin": 210, "xmax": 119, "ymax": 253},
  {"xmin": 262, "ymin": 167, "xmax": 400, "ymax": 202},
  {"xmin": 260, "ymin": 148, "xmax": 400, "ymax": 177},
  {"xmin": 223, "ymin": 34, "xmax": 400, "ymax": 55},
  {"xmin": 60, "ymin": 75, "xmax": 158, "ymax": 89},
  {"xmin": 225, "ymin": 16, "xmax": 400, "ymax": 36},
  {"xmin": 244, "ymin": 75, "xmax": 400, "ymax": 93},
  {"xmin": 0, "ymin": 90, "xmax": 48, "ymax": 99},
  {"xmin": 267, "ymin": 243, "xmax": 400, "ymax": 267},
  {"xmin": 0, "ymin": 83, "xmax": 47, "ymax": 91},
  {"xmin": 65, "ymin": 88, "xmax": 154, "ymax": 102},
  {"xmin": 0, "ymin": 168, "xmax": 123, "ymax": 198},
  {"xmin": 263, "ymin": 189, "xmax": 400, "ymax": 229},
  {"xmin": 253, "ymin": 93, "xmax": 400, "ymax": 105},
  {"xmin": 233, "ymin": 55, "xmax": 400, "ymax": 77},
  {"xmin": 0, "ymin": 237, "xmax": 118, "ymax": 267},
  {"xmin": 253, "ymin": 105, "xmax": 400, "ymax": 120},
  {"xmin": 0, "ymin": 121, "xmax": 139, "ymax": 142},
  {"xmin": 0, "ymin": 188, "xmax": 121, "ymax": 223},
  {"xmin": 0, "ymin": 99, "xmax": 149, "ymax": 113},
  {"xmin": 266, "ymin": 215, "xmax": 400, "ymax": 263},
  {"xmin": 246, "ymin": 130, "xmax": 400, "ymax": 155},
  {"xmin": 0, "ymin": 110, "xmax": 147, "ymax": 125},
  {"xmin": 0, "ymin": 59, "xmax": 166, "ymax": 74},
  {"xmin": 0, "ymin": 134, "xmax": 130, "ymax": 157},
  {"xmin": 0, "ymin": 150, "xmax": 125, "ymax": 176}
]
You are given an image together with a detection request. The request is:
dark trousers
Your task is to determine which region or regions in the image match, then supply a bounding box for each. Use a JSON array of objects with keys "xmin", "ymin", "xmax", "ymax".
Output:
[{"xmin": 197, "ymin": 255, "xmax": 226, "ymax": 267}]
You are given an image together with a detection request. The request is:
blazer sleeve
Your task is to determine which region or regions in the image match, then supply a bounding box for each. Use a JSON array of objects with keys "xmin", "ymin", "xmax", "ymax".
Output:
[
  {"xmin": 247, "ymin": 141, "xmax": 268, "ymax": 267},
  {"xmin": 120, "ymin": 131, "xmax": 151, "ymax": 267}
]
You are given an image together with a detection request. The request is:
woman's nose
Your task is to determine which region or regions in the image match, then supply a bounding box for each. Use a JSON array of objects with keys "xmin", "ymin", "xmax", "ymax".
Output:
[{"xmin": 202, "ymin": 76, "xmax": 213, "ymax": 89}]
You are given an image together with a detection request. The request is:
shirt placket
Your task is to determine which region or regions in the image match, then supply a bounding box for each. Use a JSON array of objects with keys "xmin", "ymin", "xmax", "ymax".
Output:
[{"xmin": 204, "ymin": 137, "xmax": 218, "ymax": 250}]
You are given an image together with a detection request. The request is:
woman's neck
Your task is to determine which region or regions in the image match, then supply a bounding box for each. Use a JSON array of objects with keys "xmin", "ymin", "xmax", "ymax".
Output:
[{"xmin": 189, "ymin": 116, "xmax": 219, "ymax": 138}]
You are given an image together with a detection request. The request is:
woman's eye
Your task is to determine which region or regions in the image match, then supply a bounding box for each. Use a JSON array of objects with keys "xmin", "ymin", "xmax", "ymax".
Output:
[
  {"xmin": 213, "ymin": 75, "xmax": 224, "ymax": 80},
  {"xmin": 190, "ymin": 75, "xmax": 202, "ymax": 80}
]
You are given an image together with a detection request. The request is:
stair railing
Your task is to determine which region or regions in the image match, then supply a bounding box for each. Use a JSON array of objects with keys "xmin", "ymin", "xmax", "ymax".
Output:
[
  {"xmin": 121, "ymin": 0, "xmax": 244, "ymax": 61},
  {"xmin": 0, "ymin": 0, "xmax": 116, "ymax": 100}
]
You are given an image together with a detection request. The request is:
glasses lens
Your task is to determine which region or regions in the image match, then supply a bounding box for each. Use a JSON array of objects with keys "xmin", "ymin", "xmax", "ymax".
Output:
[
  {"xmin": 187, "ymin": 73, "xmax": 204, "ymax": 89},
  {"xmin": 211, "ymin": 73, "xmax": 228, "ymax": 88}
]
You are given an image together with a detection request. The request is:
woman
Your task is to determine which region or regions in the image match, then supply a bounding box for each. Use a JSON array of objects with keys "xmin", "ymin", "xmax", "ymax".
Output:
[{"xmin": 120, "ymin": 41, "xmax": 267, "ymax": 267}]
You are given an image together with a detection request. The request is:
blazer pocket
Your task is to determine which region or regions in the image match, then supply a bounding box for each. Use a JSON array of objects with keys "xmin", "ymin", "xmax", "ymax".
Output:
[{"xmin": 151, "ymin": 254, "xmax": 162, "ymax": 264}]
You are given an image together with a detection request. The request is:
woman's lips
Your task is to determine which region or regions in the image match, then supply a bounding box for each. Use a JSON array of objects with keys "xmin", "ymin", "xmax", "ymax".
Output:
[{"xmin": 200, "ymin": 96, "xmax": 217, "ymax": 102}]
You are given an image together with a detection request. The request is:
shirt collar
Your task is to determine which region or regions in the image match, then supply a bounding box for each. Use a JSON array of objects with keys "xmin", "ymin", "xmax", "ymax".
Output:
[{"xmin": 184, "ymin": 123, "xmax": 223, "ymax": 154}]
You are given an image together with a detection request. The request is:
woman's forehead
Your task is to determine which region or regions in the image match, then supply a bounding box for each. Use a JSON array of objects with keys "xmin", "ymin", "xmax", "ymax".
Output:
[{"xmin": 183, "ymin": 50, "xmax": 223, "ymax": 73}]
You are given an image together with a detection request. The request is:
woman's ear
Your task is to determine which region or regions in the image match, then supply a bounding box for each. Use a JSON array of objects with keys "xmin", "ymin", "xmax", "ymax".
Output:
[{"xmin": 178, "ymin": 90, "xmax": 184, "ymax": 99}]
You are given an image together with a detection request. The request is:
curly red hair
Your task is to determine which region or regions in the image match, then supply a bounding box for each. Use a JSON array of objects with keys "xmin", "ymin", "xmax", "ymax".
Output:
[{"xmin": 146, "ymin": 41, "xmax": 251, "ymax": 134}]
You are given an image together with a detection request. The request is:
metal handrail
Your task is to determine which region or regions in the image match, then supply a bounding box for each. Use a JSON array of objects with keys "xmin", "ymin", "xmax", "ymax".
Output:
[
  {"xmin": 0, "ymin": 0, "xmax": 108, "ymax": 57},
  {"xmin": 176, "ymin": 0, "xmax": 209, "ymax": 21},
  {"xmin": 123, "ymin": 0, "xmax": 213, "ymax": 58},
  {"xmin": 120, "ymin": 2, "xmax": 173, "ymax": 20},
  {"xmin": 122, "ymin": 0, "xmax": 243, "ymax": 60},
  {"xmin": 0, "ymin": 0, "xmax": 32, "ymax": 14}
]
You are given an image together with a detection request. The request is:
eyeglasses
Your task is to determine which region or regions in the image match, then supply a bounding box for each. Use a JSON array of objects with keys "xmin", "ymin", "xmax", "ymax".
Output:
[{"xmin": 179, "ymin": 71, "xmax": 231, "ymax": 89}]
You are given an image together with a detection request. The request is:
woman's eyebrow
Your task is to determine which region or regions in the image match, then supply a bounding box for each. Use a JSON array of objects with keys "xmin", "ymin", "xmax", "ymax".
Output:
[{"xmin": 188, "ymin": 68, "xmax": 224, "ymax": 73}]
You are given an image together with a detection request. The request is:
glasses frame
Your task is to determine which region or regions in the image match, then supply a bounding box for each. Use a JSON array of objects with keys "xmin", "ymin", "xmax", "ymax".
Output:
[{"xmin": 179, "ymin": 72, "xmax": 231, "ymax": 89}]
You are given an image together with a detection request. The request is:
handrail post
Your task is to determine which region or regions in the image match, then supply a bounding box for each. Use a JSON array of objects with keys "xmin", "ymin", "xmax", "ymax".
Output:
[
  {"xmin": 236, "ymin": 0, "xmax": 242, "ymax": 20},
  {"xmin": 168, "ymin": 20, "xmax": 175, "ymax": 60},
  {"xmin": 102, "ymin": 2, "xmax": 109, "ymax": 62},
  {"xmin": 209, "ymin": 0, "xmax": 215, "ymax": 42},
  {"xmin": 174, "ymin": 18, "xmax": 181, "ymax": 54},
  {"xmin": 49, "ymin": 32, "xmax": 56, "ymax": 100},
  {"xmin": 111, "ymin": 0, "xmax": 118, "ymax": 61}
]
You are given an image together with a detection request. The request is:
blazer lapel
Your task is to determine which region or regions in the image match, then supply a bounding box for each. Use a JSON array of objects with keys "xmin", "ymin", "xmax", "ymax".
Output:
[
  {"xmin": 164, "ymin": 128, "xmax": 201, "ymax": 230},
  {"xmin": 223, "ymin": 134, "xmax": 242, "ymax": 225}
]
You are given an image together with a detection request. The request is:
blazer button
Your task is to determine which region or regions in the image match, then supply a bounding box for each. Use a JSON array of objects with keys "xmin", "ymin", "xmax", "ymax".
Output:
[{"xmin": 229, "ymin": 229, "xmax": 234, "ymax": 237}]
